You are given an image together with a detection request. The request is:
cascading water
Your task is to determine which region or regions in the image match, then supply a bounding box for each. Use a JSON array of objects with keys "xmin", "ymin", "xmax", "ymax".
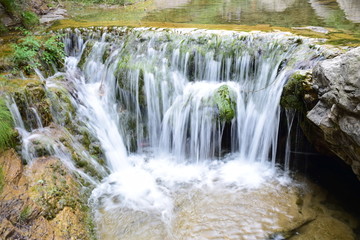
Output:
[{"xmin": 11, "ymin": 27, "xmax": 324, "ymax": 239}]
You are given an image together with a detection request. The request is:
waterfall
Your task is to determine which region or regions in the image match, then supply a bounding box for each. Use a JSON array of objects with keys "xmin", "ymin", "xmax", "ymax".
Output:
[{"xmin": 10, "ymin": 27, "xmax": 323, "ymax": 239}]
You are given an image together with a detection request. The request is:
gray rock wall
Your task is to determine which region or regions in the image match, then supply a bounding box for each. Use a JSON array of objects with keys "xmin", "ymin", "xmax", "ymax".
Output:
[{"xmin": 305, "ymin": 47, "xmax": 360, "ymax": 177}]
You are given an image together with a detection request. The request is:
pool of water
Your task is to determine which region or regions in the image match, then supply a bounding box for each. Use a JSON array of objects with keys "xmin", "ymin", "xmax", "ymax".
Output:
[{"xmin": 66, "ymin": 0, "xmax": 360, "ymax": 34}]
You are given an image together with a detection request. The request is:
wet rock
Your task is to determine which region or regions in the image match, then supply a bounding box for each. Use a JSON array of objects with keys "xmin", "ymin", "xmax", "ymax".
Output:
[
  {"xmin": 303, "ymin": 47, "xmax": 360, "ymax": 178},
  {"xmin": 0, "ymin": 149, "xmax": 95, "ymax": 240}
]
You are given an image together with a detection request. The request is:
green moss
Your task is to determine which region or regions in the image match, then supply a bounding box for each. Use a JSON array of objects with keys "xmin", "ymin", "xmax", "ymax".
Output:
[
  {"xmin": 280, "ymin": 72, "xmax": 308, "ymax": 111},
  {"xmin": 21, "ymin": 11, "xmax": 40, "ymax": 30},
  {"xmin": 78, "ymin": 40, "xmax": 95, "ymax": 69},
  {"xmin": 0, "ymin": 97, "xmax": 15, "ymax": 151},
  {"xmin": 18, "ymin": 205, "xmax": 33, "ymax": 223},
  {"xmin": 0, "ymin": 0, "xmax": 18, "ymax": 15},
  {"xmin": 23, "ymin": 83, "xmax": 53, "ymax": 126},
  {"xmin": 214, "ymin": 85, "xmax": 236, "ymax": 122},
  {"xmin": 326, "ymin": 38, "xmax": 360, "ymax": 46}
]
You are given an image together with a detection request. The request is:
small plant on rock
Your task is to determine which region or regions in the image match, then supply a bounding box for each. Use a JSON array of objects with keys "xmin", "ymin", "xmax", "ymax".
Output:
[{"xmin": 11, "ymin": 32, "xmax": 65, "ymax": 75}]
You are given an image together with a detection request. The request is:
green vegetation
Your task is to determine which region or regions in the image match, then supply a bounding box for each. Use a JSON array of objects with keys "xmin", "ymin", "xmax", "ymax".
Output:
[
  {"xmin": 18, "ymin": 205, "xmax": 33, "ymax": 223},
  {"xmin": 214, "ymin": 85, "xmax": 236, "ymax": 122},
  {"xmin": 280, "ymin": 73, "xmax": 306, "ymax": 111},
  {"xmin": 0, "ymin": 0, "xmax": 40, "ymax": 31},
  {"xmin": 21, "ymin": 11, "xmax": 40, "ymax": 29},
  {"xmin": 11, "ymin": 32, "xmax": 65, "ymax": 75},
  {"xmin": 0, "ymin": 0, "xmax": 18, "ymax": 15},
  {"xmin": 280, "ymin": 71, "xmax": 317, "ymax": 112},
  {"xmin": 0, "ymin": 97, "xmax": 15, "ymax": 151}
]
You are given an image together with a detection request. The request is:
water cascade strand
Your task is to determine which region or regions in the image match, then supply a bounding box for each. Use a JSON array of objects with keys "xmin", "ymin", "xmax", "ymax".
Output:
[{"xmin": 62, "ymin": 28, "xmax": 319, "ymax": 165}]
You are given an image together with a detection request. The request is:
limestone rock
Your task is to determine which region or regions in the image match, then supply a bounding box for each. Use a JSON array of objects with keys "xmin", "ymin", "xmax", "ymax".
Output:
[
  {"xmin": 304, "ymin": 47, "xmax": 360, "ymax": 178},
  {"xmin": 40, "ymin": 8, "xmax": 68, "ymax": 24},
  {"xmin": 0, "ymin": 149, "xmax": 95, "ymax": 240}
]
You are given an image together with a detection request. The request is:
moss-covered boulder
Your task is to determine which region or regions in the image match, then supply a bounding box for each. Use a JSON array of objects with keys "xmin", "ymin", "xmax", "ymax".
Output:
[
  {"xmin": 13, "ymin": 81, "xmax": 53, "ymax": 129},
  {"xmin": 214, "ymin": 85, "xmax": 236, "ymax": 122},
  {"xmin": 78, "ymin": 40, "xmax": 95, "ymax": 69},
  {"xmin": 280, "ymin": 70, "xmax": 317, "ymax": 112}
]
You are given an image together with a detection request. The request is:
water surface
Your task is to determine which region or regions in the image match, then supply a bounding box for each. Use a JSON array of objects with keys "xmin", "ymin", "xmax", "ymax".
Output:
[{"xmin": 66, "ymin": 0, "xmax": 360, "ymax": 34}]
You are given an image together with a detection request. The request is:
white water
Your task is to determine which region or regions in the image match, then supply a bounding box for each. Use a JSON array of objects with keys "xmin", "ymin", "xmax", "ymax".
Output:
[
  {"xmin": 58, "ymin": 28, "xmax": 323, "ymax": 239},
  {"xmin": 12, "ymin": 27, "xmax": 323, "ymax": 239}
]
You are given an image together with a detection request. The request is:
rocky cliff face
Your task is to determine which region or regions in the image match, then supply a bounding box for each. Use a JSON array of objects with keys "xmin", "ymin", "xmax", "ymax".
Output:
[
  {"xmin": 300, "ymin": 47, "xmax": 360, "ymax": 178},
  {"xmin": 0, "ymin": 149, "xmax": 95, "ymax": 240}
]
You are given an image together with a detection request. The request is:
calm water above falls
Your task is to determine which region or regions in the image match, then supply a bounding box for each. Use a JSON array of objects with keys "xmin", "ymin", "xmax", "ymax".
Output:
[{"xmin": 69, "ymin": 0, "xmax": 360, "ymax": 33}]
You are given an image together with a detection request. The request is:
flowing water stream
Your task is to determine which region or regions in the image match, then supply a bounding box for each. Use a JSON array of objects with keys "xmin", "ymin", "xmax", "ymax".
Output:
[{"xmin": 8, "ymin": 27, "xmax": 359, "ymax": 239}]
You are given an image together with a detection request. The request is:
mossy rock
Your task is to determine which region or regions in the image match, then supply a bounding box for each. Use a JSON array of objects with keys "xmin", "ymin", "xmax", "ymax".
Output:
[
  {"xmin": 78, "ymin": 40, "xmax": 95, "ymax": 69},
  {"xmin": 280, "ymin": 70, "xmax": 317, "ymax": 112},
  {"xmin": 23, "ymin": 83, "xmax": 53, "ymax": 127},
  {"xmin": 0, "ymin": 0, "xmax": 18, "ymax": 15},
  {"xmin": 213, "ymin": 85, "xmax": 236, "ymax": 122},
  {"xmin": 9, "ymin": 81, "xmax": 53, "ymax": 129}
]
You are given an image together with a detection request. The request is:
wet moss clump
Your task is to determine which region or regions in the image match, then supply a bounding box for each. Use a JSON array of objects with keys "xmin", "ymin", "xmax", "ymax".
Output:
[
  {"xmin": 78, "ymin": 40, "xmax": 95, "ymax": 69},
  {"xmin": 280, "ymin": 71, "xmax": 317, "ymax": 112},
  {"xmin": 214, "ymin": 85, "xmax": 236, "ymax": 122}
]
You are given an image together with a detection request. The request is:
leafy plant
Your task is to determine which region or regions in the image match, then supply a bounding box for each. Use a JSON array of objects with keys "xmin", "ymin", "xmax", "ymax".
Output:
[
  {"xmin": 0, "ymin": 97, "xmax": 15, "ymax": 151},
  {"xmin": 11, "ymin": 33, "xmax": 65, "ymax": 75}
]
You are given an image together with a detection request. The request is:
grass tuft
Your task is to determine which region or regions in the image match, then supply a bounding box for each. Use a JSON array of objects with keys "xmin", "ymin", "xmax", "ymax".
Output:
[{"xmin": 0, "ymin": 97, "xmax": 15, "ymax": 151}]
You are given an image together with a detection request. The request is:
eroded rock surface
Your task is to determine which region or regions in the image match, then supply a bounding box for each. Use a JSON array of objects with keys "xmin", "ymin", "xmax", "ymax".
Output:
[
  {"xmin": 0, "ymin": 149, "xmax": 95, "ymax": 240},
  {"xmin": 304, "ymin": 47, "xmax": 360, "ymax": 178}
]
